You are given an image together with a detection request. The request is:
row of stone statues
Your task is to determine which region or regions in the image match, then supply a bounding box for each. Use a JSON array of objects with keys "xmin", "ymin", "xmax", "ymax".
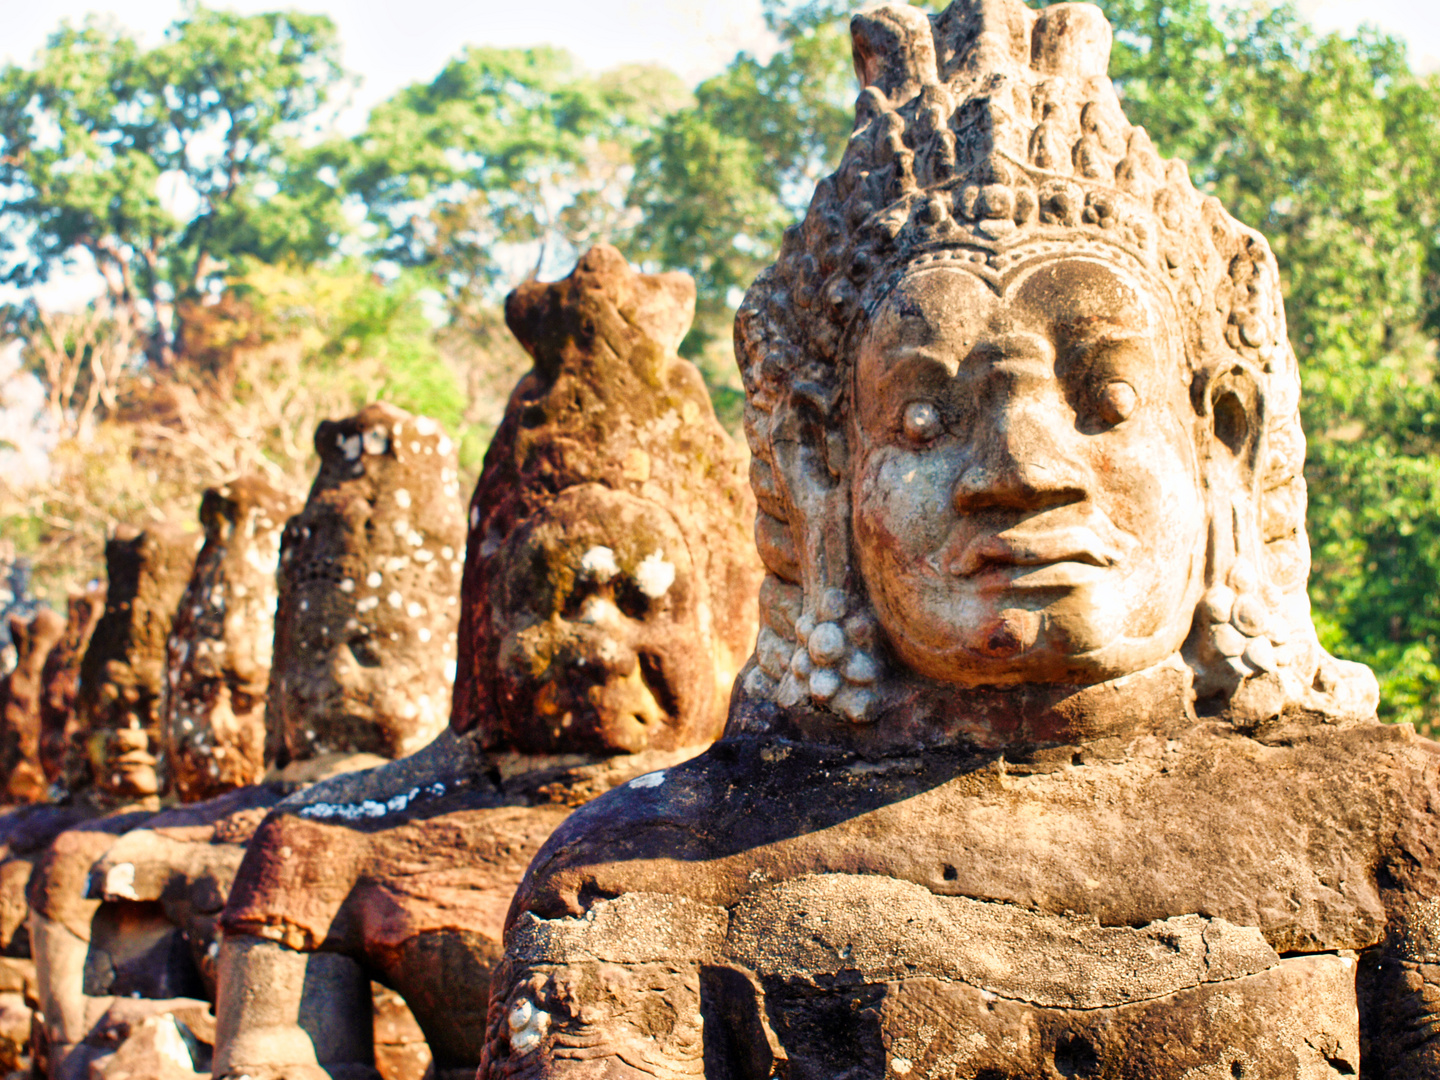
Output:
[
  {"xmin": 3, "ymin": 0, "xmax": 1440, "ymax": 1076},
  {"xmin": 0, "ymin": 242, "xmax": 763, "ymax": 1080}
]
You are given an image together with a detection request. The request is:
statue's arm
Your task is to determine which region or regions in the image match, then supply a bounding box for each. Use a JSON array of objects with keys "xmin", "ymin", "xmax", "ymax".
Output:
[
  {"xmin": 1360, "ymin": 754, "xmax": 1440, "ymax": 1076},
  {"xmin": 480, "ymin": 956, "xmax": 707, "ymax": 1079}
]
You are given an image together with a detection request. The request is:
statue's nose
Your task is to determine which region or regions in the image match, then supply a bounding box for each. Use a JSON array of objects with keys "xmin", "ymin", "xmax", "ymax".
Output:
[{"xmin": 951, "ymin": 333, "xmax": 1086, "ymax": 514}]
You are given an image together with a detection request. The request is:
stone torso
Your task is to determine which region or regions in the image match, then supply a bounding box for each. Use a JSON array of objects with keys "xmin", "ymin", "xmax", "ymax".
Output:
[{"xmin": 486, "ymin": 719, "xmax": 1440, "ymax": 1078}]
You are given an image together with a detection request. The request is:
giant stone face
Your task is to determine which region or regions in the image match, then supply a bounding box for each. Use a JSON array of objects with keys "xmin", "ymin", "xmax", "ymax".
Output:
[{"xmin": 851, "ymin": 258, "xmax": 1208, "ymax": 687}]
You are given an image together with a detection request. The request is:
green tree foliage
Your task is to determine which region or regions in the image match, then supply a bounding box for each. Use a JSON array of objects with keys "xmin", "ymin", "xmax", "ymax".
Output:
[
  {"xmin": 0, "ymin": 6, "xmax": 349, "ymax": 364},
  {"xmin": 348, "ymin": 47, "xmax": 689, "ymax": 315},
  {"xmin": 628, "ymin": 0, "xmax": 858, "ymax": 350},
  {"xmin": 1095, "ymin": 0, "xmax": 1440, "ymax": 730}
]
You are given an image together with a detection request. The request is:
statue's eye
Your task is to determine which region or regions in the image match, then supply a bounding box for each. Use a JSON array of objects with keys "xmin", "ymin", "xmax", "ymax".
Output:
[
  {"xmin": 1097, "ymin": 381, "xmax": 1137, "ymax": 425},
  {"xmin": 902, "ymin": 401, "xmax": 942, "ymax": 444}
]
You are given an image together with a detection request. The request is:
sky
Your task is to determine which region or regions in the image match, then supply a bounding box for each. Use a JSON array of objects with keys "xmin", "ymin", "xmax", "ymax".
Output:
[{"xmin": 0, "ymin": 0, "xmax": 1436, "ymax": 127}]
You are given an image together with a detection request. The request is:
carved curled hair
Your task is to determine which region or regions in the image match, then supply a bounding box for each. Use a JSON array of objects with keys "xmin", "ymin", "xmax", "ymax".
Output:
[{"xmin": 733, "ymin": 0, "xmax": 1376, "ymax": 727}]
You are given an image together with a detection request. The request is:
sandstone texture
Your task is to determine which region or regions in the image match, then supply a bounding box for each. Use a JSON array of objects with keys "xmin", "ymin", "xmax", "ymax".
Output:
[
  {"xmin": 215, "ymin": 249, "xmax": 762, "ymax": 1080},
  {"xmin": 76, "ymin": 524, "xmax": 200, "ymax": 804},
  {"xmin": 0, "ymin": 608, "xmax": 65, "ymax": 804},
  {"xmin": 455, "ymin": 244, "xmax": 760, "ymax": 755},
  {"xmin": 267, "ymin": 402, "xmax": 465, "ymax": 766},
  {"xmin": 39, "ymin": 587, "xmax": 105, "ymax": 792},
  {"xmin": 165, "ymin": 476, "xmax": 300, "ymax": 802},
  {"xmin": 479, "ymin": 2, "xmax": 1440, "ymax": 1076}
]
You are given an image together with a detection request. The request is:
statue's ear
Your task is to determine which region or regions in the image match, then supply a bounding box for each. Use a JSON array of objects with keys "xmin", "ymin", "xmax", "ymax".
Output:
[{"xmin": 1196, "ymin": 361, "xmax": 1267, "ymax": 590}]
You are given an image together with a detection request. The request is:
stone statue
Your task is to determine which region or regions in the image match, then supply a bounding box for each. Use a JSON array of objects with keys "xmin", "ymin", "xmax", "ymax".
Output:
[
  {"xmin": 479, "ymin": 4, "xmax": 1440, "ymax": 1077},
  {"xmin": 0, "ymin": 608, "xmax": 65, "ymax": 804},
  {"xmin": 165, "ymin": 476, "xmax": 300, "ymax": 802},
  {"xmin": 266, "ymin": 401, "xmax": 466, "ymax": 767},
  {"xmin": 74, "ymin": 523, "xmax": 200, "ymax": 806},
  {"xmin": 41, "ymin": 429, "xmax": 466, "ymax": 1080},
  {"xmin": 211, "ymin": 246, "xmax": 762, "ymax": 1080},
  {"xmin": 38, "ymin": 586, "xmax": 105, "ymax": 794}
]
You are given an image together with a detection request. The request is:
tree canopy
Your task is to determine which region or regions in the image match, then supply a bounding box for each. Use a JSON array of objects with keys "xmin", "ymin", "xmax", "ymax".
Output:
[{"xmin": 0, "ymin": 7, "xmax": 350, "ymax": 364}]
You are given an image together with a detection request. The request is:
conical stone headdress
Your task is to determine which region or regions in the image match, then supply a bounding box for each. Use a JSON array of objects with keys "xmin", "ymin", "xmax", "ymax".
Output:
[{"xmin": 734, "ymin": 0, "xmax": 1376, "ymax": 728}]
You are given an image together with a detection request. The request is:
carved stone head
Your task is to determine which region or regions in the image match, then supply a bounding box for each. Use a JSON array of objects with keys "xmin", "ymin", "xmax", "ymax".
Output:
[
  {"xmin": 40, "ymin": 584, "xmax": 104, "ymax": 790},
  {"xmin": 451, "ymin": 245, "xmax": 763, "ymax": 756},
  {"xmin": 164, "ymin": 475, "xmax": 300, "ymax": 802},
  {"xmin": 78, "ymin": 523, "xmax": 200, "ymax": 802},
  {"xmin": 733, "ymin": 0, "xmax": 1376, "ymax": 737},
  {"xmin": 267, "ymin": 403, "xmax": 466, "ymax": 766}
]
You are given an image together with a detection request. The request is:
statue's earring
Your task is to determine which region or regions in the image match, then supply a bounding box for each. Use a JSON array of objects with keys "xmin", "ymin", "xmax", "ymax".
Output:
[
  {"xmin": 752, "ymin": 386, "xmax": 884, "ymax": 725},
  {"xmin": 1191, "ymin": 365, "xmax": 1285, "ymax": 722}
]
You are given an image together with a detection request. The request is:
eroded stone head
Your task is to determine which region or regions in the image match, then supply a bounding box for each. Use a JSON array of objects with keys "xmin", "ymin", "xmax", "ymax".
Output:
[
  {"xmin": 733, "ymin": 0, "xmax": 1376, "ymax": 736},
  {"xmin": 0, "ymin": 607, "xmax": 65, "ymax": 803},
  {"xmin": 77, "ymin": 523, "xmax": 201, "ymax": 802},
  {"xmin": 452, "ymin": 245, "xmax": 762, "ymax": 755},
  {"xmin": 39, "ymin": 584, "xmax": 105, "ymax": 790},
  {"xmin": 266, "ymin": 403, "xmax": 465, "ymax": 766},
  {"xmin": 165, "ymin": 475, "xmax": 301, "ymax": 802}
]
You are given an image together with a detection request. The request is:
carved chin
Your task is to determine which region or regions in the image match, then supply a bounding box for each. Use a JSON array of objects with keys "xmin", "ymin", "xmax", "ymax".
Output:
[{"xmin": 872, "ymin": 579, "xmax": 1191, "ymax": 687}]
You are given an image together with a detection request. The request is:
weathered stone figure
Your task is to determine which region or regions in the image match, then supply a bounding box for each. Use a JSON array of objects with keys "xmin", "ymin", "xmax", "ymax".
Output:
[
  {"xmin": 59, "ymin": 437, "xmax": 459, "ymax": 1079},
  {"xmin": 73, "ymin": 523, "xmax": 200, "ymax": 805},
  {"xmin": 38, "ymin": 586, "xmax": 105, "ymax": 792},
  {"xmin": 165, "ymin": 475, "xmax": 300, "ymax": 802},
  {"xmin": 0, "ymin": 608, "xmax": 65, "ymax": 804},
  {"xmin": 27, "ymin": 523, "xmax": 199, "ymax": 1078},
  {"xmin": 211, "ymin": 246, "xmax": 762, "ymax": 1080},
  {"xmin": 480, "ymin": 4, "xmax": 1440, "ymax": 1078},
  {"xmin": 267, "ymin": 401, "xmax": 465, "ymax": 767}
]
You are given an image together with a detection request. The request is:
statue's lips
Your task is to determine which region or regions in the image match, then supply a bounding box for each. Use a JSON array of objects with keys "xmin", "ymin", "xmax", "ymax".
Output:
[{"xmin": 945, "ymin": 526, "xmax": 1119, "ymax": 587}]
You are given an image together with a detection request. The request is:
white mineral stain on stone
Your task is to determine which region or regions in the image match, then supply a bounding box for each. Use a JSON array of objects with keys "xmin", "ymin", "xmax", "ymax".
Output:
[
  {"xmin": 580, "ymin": 546, "xmax": 619, "ymax": 582},
  {"xmin": 891, "ymin": 1057, "xmax": 913, "ymax": 1075},
  {"xmin": 441, "ymin": 546, "xmax": 454, "ymax": 561},
  {"xmin": 419, "ymin": 627, "xmax": 432, "ymax": 643},
  {"xmin": 635, "ymin": 550, "xmax": 676, "ymax": 598},
  {"xmin": 153, "ymin": 1014, "xmax": 196, "ymax": 1071},
  {"xmin": 338, "ymin": 433, "xmax": 361, "ymax": 460},
  {"xmin": 470, "ymin": 506, "xmax": 480, "ymax": 529},
  {"xmin": 366, "ymin": 571, "xmax": 383, "ymax": 587},
  {"xmin": 508, "ymin": 997, "xmax": 549, "ymax": 1053},
  {"xmin": 406, "ymin": 601, "xmax": 425, "ymax": 618},
  {"xmin": 105, "ymin": 862, "xmax": 139, "ymax": 900},
  {"xmin": 388, "ymin": 591, "xmax": 403, "ymax": 608},
  {"xmin": 339, "ymin": 579, "xmax": 354, "ymax": 593},
  {"xmin": 414, "ymin": 416, "xmax": 437, "ymax": 436},
  {"xmin": 393, "ymin": 519, "xmax": 410, "ymax": 536},
  {"xmin": 438, "ymin": 434, "xmax": 453, "ymax": 455},
  {"xmin": 362, "ymin": 427, "xmax": 389, "ymax": 455},
  {"xmin": 357, "ymin": 596, "xmax": 379, "ymax": 613},
  {"xmin": 444, "ymin": 658, "xmax": 457, "ymax": 682},
  {"xmin": 394, "ymin": 488, "xmax": 412, "ymax": 509},
  {"xmin": 578, "ymin": 597, "xmax": 620, "ymax": 626},
  {"xmin": 630, "ymin": 770, "xmax": 667, "ymax": 789}
]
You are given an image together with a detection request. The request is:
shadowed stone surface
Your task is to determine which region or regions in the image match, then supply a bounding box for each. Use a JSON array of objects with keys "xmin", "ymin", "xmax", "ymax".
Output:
[
  {"xmin": 478, "ymin": 3, "xmax": 1440, "ymax": 1078},
  {"xmin": 0, "ymin": 609, "xmax": 65, "ymax": 805},
  {"xmin": 214, "ymin": 248, "xmax": 762, "ymax": 1080},
  {"xmin": 165, "ymin": 476, "xmax": 300, "ymax": 803},
  {"xmin": 267, "ymin": 402, "xmax": 466, "ymax": 767}
]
